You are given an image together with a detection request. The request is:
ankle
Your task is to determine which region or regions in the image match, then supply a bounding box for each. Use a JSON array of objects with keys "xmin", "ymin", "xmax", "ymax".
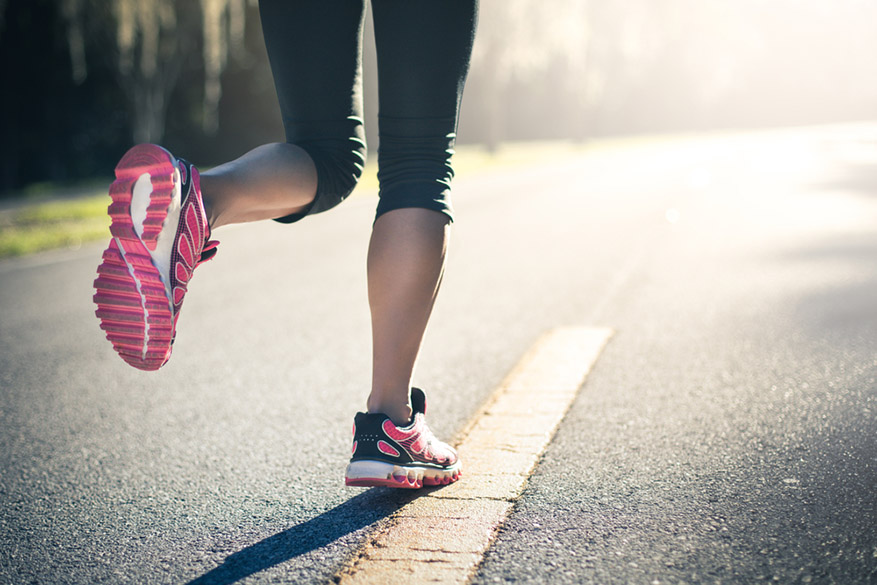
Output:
[{"xmin": 367, "ymin": 399, "xmax": 412, "ymax": 427}]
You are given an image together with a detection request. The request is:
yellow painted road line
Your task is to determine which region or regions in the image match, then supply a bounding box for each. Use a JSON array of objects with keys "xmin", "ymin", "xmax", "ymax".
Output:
[{"xmin": 335, "ymin": 327, "xmax": 613, "ymax": 585}]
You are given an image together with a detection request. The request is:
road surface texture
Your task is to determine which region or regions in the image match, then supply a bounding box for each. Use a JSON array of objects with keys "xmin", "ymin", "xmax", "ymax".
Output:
[{"xmin": 1, "ymin": 123, "xmax": 875, "ymax": 584}]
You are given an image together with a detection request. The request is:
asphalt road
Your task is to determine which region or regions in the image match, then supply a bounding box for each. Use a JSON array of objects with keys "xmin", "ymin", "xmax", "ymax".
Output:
[{"xmin": 2, "ymin": 124, "xmax": 876, "ymax": 584}]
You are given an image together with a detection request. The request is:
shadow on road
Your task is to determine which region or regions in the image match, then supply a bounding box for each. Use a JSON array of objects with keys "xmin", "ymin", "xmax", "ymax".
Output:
[{"xmin": 185, "ymin": 487, "xmax": 420, "ymax": 585}]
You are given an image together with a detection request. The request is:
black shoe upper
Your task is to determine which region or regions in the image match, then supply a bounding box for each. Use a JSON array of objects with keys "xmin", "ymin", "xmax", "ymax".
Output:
[{"xmin": 349, "ymin": 387, "xmax": 438, "ymax": 466}]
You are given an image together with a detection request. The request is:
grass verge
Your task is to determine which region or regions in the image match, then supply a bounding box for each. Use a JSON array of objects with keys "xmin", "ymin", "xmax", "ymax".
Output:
[
  {"xmin": 0, "ymin": 193, "xmax": 110, "ymax": 258},
  {"xmin": 0, "ymin": 138, "xmax": 623, "ymax": 259}
]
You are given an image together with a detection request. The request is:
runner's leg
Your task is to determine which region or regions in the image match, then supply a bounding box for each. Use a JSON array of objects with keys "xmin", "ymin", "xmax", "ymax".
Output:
[
  {"xmin": 366, "ymin": 0, "xmax": 478, "ymax": 424},
  {"xmin": 201, "ymin": 0, "xmax": 368, "ymax": 231}
]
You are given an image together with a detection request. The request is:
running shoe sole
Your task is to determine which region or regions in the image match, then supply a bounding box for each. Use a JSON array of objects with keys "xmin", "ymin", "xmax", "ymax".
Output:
[
  {"xmin": 345, "ymin": 459, "xmax": 462, "ymax": 489},
  {"xmin": 93, "ymin": 145, "xmax": 178, "ymax": 371}
]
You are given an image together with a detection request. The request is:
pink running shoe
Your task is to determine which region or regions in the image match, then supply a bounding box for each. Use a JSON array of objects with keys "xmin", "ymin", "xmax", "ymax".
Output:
[
  {"xmin": 93, "ymin": 144, "xmax": 218, "ymax": 371},
  {"xmin": 345, "ymin": 388, "xmax": 462, "ymax": 489}
]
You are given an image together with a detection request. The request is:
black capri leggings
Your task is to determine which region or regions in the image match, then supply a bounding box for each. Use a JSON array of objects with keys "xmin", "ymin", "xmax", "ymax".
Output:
[{"xmin": 259, "ymin": 0, "xmax": 478, "ymax": 223}]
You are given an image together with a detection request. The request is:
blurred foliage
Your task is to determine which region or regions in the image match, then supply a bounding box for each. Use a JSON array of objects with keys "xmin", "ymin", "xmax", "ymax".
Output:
[
  {"xmin": 1, "ymin": 0, "xmax": 876, "ymax": 194},
  {"xmin": 0, "ymin": 218, "xmax": 109, "ymax": 257},
  {"xmin": 0, "ymin": 140, "xmax": 592, "ymax": 258},
  {"xmin": 11, "ymin": 192, "xmax": 107, "ymax": 224},
  {"xmin": 0, "ymin": 192, "xmax": 108, "ymax": 257}
]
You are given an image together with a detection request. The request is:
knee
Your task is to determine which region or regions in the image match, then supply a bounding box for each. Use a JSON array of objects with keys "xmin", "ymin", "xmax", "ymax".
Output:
[
  {"xmin": 375, "ymin": 117, "xmax": 457, "ymax": 222},
  {"xmin": 297, "ymin": 136, "xmax": 366, "ymax": 215},
  {"xmin": 285, "ymin": 117, "xmax": 367, "ymax": 216}
]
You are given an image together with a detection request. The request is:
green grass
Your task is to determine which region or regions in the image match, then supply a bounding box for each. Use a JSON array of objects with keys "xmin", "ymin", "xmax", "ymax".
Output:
[
  {"xmin": 0, "ymin": 192, "xmax": 110, "ymax": 258},
  {"xmin": 0, "ymin": 137, "xmax": 653, "ymax": 259}
]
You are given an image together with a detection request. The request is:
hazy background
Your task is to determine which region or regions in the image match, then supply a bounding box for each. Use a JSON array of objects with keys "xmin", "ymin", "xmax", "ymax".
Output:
[{"xmin": 2, "ymin": 0, "xmax": 877, "ymax": 194}]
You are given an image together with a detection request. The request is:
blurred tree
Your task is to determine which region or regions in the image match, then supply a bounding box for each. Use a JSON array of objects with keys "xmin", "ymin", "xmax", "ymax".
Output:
[
  {"xmin": 200, "ymin": 0, "xmax": 251, "ymax": 133},
  {"xmin": 111, "ymin": 0, "xmax": 188, "ymax": 143},
  {"xmin": 469, "ymin": 0, "xmax": 591, "ymax": 150},
  {"xmin": 0, "ymin": 0, "xmax": 127, "ymax": 191},
  {"xmin": 60, "ymin": 0, "xmax": 87, "ymax": 84},
  {"xmin": 0, "ymin": 0, "xmax": 265, "ymax": 192},
  {"xmin": 60, "ymin": 0, "xmax": 252, "ymax": 143},
  {"xmin": 3, "ymin": 0, "xmax": 877, "ymax": 194}
]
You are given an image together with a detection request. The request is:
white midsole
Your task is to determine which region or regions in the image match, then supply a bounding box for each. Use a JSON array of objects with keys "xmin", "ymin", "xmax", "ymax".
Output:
[
  {"xmin": 130, "ymin": 166, "xmax": 181, "ymax": 306},
  {"xmin": 345, "ymin": 459, "xmax": 461, "ymax": 480}
]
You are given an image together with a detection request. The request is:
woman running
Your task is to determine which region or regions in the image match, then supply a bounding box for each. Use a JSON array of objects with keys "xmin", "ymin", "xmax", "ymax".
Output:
[{"xmin": 92, "ymin": 0, "xmax": 478, "ymax": 489}]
